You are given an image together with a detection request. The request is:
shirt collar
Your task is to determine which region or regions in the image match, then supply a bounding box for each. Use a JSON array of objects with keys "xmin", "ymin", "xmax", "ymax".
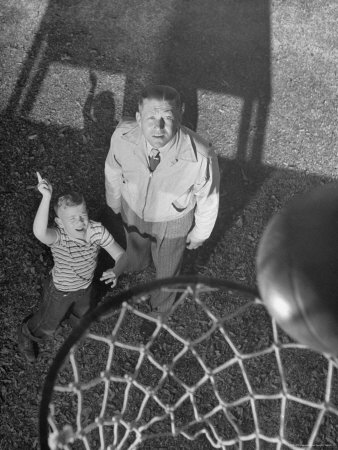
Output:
[
  {"xmin": 56, "ymin": 220, "xmax": 92, "ymax": 244},
  {"xmin": 145, "ymin": 133, "xmax": 178, "ymax": 155},
  {"xmin": 122, "ymin": 122, "xmax": 198, "ymax": 162}
]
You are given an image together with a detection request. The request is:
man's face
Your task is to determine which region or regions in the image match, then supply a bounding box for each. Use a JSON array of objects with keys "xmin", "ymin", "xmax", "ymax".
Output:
[
  {"xmin": 56, "ymin": 202, "xmax": 89, "ymax": 240},
  {"xmin": 136, "ymin": 98, "xmax": 181, "ymax": 148}
]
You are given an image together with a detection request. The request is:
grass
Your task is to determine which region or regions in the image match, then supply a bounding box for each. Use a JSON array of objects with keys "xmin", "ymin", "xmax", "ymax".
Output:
[
  {"xmin": 0, "ymin": 0, "xmax": 337, "ymax": 448},
  {"xmin": 39, "ymin": 281, "xmax": 338, "ymax": 449}
]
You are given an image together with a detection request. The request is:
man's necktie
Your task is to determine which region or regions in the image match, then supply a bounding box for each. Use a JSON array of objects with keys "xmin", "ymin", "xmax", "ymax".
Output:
[{"xmin": 149, "ymin": 148, "xmax": 161, "ymax": 172}]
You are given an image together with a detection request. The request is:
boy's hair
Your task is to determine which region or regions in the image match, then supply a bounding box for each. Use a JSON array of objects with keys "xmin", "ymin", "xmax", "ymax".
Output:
[
  {"xmin": 54, "ymin": 192, "xmax": 85, "ymax": 216},
  {"xmin": 138, "ymin": 85, "xmax": 182, "ymax": 111}
]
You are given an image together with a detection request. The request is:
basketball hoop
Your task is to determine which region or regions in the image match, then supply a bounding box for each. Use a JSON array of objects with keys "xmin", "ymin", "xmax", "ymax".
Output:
[
  {"xmin": 39, "ymin": 276, "xmax": 338, "ymax": 450},
  {"xmin": 40, "ymin": 183, "xmax": 338, "ymax": 449}
]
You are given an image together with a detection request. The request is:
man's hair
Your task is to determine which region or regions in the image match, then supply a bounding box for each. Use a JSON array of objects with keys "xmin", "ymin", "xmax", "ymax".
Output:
[
  {"xmin": 138, "ymin": 85, "xmax": 182, "ymax": 110},
  {"xmin": 54, "ymin": 192, "xmax": 85, "ymax": 215}
]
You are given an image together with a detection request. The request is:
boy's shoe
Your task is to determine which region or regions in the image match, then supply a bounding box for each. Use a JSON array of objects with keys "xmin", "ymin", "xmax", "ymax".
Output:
[{"xmin": 17, "ymin": 323, "xmax": 38, "ymax": 362}]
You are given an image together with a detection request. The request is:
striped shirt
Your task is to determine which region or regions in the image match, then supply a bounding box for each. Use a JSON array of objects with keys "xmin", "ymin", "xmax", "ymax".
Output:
[{"xmin": 50, "ymin": 220, "xmax": 114, "ymax": 291}]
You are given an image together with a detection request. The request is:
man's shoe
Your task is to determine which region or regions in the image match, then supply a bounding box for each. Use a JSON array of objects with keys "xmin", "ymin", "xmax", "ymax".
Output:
[
  {"xmin": 17, "ymin": 323, "xmax": 38, "ymax": 362},
  {"xmin": 140, "ymin": 319, "xmax": 157, "ymax": 343},
  {"xmin": 67, "ymin": 314, "xmax": 81, "ymax": 328}
]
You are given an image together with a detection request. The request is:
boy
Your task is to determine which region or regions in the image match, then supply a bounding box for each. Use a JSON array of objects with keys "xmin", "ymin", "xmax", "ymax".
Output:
[{"xmin": 18, "ymin": 172, "xmax": 127, "ymax": 362}]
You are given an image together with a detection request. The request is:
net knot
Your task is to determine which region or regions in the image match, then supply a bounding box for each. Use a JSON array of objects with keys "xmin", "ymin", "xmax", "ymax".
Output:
[
  {"xmin": 124, "ymin": 374, "xmax": 135, "ymax": 383},
  {"xmin": 140, "ymin": 345, "xmax": 150, "ymax": 356},
  {"xmin": 126, "ymin": 421, "xmax": 137, "ymax": 431},
  {"xmin": 186, "ymin": 386, "xmax": 196, "ymax": 394},
  {"xmin": 185, "ymin": 340, "xmax": 193, "ymax": 350},
  {"xmin": 112, "ymin": 414, "xmax": 122, "ymax": 424},
  {"xmin": 69, "ymin": 382, "xmax": 81, "ymax": 392},
  {"xmin": 204, "ymin": 367, "xmax": 213, "ymax": 378},
  {"xmin": 95, "ymin": 417, "xmax": 105, "ymax": 426},
  {"xmin": 78, "ymin": 429, "xmax": 86, "ymax": 439},
  {"xmin": 165, "ymin": 404, "xmax": 174, "ymax": 414},
  {"xmin": 273, "ymin": 341, "xmax": 283, "ymax": 350},
  {"xmin": 110, "ymin": 334, "xmax": 118, "ymax": 344},
  {"xmin": 100, "ymin": 370, "xmax": 111, "ymax": 380},
  {"xmin": 162, "ymin": 364, "xmax": 170, "ymax": 374},
  {"xmin": 145, "ymin": 387, "xmax": 155, "ymax": 396}
]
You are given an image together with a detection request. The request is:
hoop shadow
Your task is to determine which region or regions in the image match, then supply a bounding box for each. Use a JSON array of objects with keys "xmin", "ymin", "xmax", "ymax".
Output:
[{"xmin": 1, "ymin": 0, "xmax": 333, "ymax": 277}]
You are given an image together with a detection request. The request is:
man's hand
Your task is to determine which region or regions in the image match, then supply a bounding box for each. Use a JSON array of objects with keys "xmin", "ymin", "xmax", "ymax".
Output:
[
  {"xmin": 100, "ymin": 268, "xmax": 118, "ymax": 288},
  {"xmin": 36, "ymin": 172, "xmax": 52, "ymax": 198},
  {"xmin": 186, "ymin": 232, "xmax": 205, "ymax": 250}
]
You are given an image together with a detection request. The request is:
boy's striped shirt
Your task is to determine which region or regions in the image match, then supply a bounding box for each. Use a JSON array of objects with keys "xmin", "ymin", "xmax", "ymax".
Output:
[{"xmin": 50, "ymin": 220, "xmax": 114, "ymax": 291}]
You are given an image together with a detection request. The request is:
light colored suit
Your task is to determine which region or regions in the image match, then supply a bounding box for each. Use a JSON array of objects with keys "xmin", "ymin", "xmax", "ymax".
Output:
[
  {"xmin": 105, "ymin": 118, "xmax": 220, "ymax": 313},
  {"xmin": 105, "ymin": 117, "xmax": 220, "ymax": 242}
]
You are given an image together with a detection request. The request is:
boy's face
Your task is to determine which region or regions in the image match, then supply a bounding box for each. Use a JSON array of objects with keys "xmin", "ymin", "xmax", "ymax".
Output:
[
  {"xmin": 55, "ymin": 202, "xmax": 89, "ymax": 240},
  {"xmin": 136, "ymin": 98, "xmax": 182, "ymax": 148}
]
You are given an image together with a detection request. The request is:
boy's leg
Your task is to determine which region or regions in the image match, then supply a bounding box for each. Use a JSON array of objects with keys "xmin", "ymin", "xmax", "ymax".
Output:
[
  {"xmin": 27, "ymin": 278, "xmax": 75, "ymax": 338},
  {"xmin": 69, "ymin": 284, "xmax": 94, "ymax": 326},
  {"xmin": 18, "ymin": 277, "xmax": 74, "ymax": 361}
]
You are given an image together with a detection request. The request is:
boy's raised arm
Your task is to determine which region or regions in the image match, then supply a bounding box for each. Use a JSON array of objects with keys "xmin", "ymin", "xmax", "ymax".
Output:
[{"xmin": 33, "ymin": 172, "xmax": 57, "ymax": 245}]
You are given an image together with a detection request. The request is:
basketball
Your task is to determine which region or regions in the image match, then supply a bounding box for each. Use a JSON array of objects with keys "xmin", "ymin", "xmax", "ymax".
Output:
[{"xmin": 256, "ymin": 183, "xmax": 338, "ymax": 356}]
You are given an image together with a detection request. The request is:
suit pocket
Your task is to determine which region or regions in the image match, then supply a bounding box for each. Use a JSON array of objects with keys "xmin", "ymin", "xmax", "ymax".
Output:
[{"xmin": 172, "ymin": 186, "xmax": 194, "ymax": 211}]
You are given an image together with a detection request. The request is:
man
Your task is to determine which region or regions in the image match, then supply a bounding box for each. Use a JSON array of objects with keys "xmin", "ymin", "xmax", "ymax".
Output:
[{"xmin": 105, "ymin": 84, "xmax": 219, "ymax": 322}]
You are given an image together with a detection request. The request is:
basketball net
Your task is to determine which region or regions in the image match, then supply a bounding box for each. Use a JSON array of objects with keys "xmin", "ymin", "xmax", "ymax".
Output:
[{"xmin": 39, "ymin": 277, "xmax": 338, "ymax": 449}]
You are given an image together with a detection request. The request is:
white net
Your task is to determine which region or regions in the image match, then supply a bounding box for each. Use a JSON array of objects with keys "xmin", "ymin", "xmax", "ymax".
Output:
[{"xmin": 40, "ymin": 278, "xmax": 338, "ymax": 450}]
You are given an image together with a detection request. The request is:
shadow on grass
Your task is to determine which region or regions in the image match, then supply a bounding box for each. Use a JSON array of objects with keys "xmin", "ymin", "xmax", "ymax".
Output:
[
  {"xmin": 0, "ymin": 0, "xmax": 333, "ymax": 285},
  {"xmin": 1, "ymin": 5, "xmax": 337, "ymax": 449},
  {"xmin": 0, "ymin": 112, "xmax": 331, "ymax": 287}
]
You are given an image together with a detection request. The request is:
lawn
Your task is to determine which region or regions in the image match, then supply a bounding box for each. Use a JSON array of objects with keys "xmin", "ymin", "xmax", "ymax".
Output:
[{"xmin": 0, "ymin": 0, "xmax": 337, "ymax": 448}]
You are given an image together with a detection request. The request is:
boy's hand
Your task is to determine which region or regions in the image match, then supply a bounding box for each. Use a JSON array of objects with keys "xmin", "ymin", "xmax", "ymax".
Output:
[
  {"xmin": 36, "ymin": 172, "xmax": 52, "ymax": 198},
  {"xmin": 100, "ymin": 269, "xmax": 118, "ymax": 288}
]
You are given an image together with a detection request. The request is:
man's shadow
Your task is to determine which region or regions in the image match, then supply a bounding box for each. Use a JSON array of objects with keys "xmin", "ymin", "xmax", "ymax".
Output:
[{"xmin": 81, "ymin": 72, "xmax": 126, "ymax": 297}]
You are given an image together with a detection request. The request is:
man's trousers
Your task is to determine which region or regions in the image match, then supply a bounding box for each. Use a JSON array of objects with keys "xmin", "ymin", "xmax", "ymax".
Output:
[{"xmin": 121, "ymin": 202, "xmax": 195, "ymax": 314}]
